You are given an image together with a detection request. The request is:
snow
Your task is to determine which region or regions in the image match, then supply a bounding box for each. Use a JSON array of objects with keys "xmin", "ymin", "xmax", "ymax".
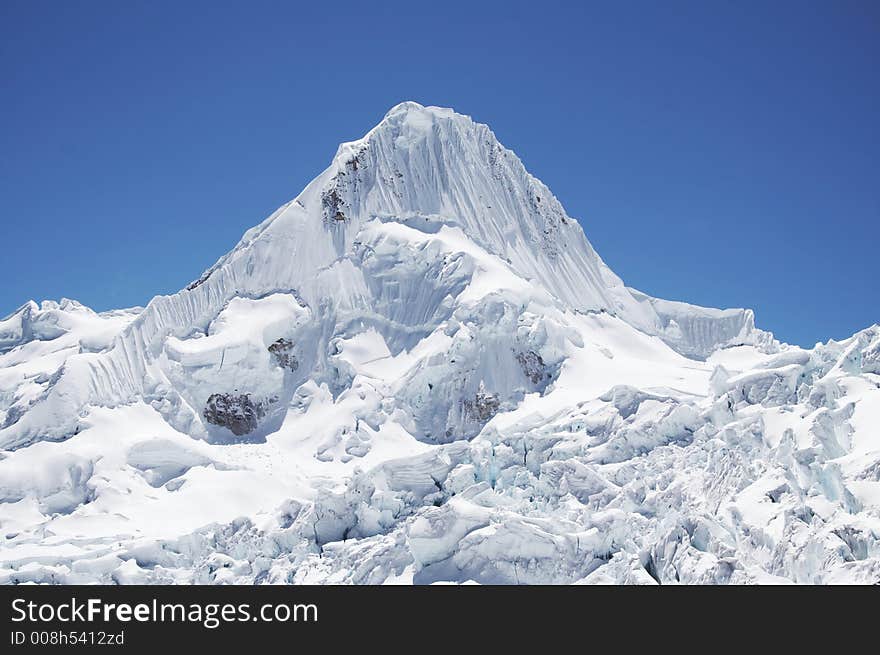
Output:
[{"xmin": 1, "ymin": 102, "xmax": 878, "ymax": 584}]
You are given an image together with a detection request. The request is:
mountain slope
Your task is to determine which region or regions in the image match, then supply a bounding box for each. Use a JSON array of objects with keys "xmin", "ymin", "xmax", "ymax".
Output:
[{"xmin": 1, "ymin": 103, "xmax": 878, "ymax": 584}]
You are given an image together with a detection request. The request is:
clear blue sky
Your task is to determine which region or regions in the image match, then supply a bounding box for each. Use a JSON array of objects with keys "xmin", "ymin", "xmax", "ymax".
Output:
[{"xmin": 2, "ymin": 1, "xmax": 877, "ymax": 347}]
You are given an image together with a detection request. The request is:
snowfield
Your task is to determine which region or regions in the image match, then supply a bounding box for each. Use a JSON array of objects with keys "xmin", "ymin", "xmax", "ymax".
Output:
[{"xmin": 1, "ymin": 102, "xmax": 878, "ymax": 584}]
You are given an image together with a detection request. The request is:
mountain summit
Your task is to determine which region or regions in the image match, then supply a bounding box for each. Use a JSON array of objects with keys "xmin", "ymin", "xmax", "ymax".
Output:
[
  {"xmin": 1, "ymin": 104, "xmax": 878, "ymax": 584},
  {"xmin": 204, "ymin": 101, "xmax": 764, "ymax": 355}
]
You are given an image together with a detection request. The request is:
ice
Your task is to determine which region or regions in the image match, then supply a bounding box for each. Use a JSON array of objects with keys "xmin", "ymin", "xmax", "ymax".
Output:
[{"xmin": 1, "ymin": 102, "xmax": 878, "ymax": 584}]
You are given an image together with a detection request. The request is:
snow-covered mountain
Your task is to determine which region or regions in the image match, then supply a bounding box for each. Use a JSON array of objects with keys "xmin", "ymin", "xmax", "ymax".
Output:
[{"xmin": 1, "ymin": 102, "xmax": 878, "ymax": 584}]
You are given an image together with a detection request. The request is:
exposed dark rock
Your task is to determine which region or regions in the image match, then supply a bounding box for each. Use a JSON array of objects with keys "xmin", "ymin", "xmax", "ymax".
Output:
[
  {"xmin": 461, "ymin": 385, "xmax": 500, "ymax": 423},
  {"xmin": 321, "ymin": 187, "xmax": 347, "ymax": 223},
  {"xmin": 186, "ymin": 270, "xmax": 212, "ymax": 291},
  {"xmin": 515, "ymin": 350, "xmax": 546, "ymax": 385},
  {"xmin": 268, "ymin": 338, "xmax": 298, "ymax": 372},
  {"xmin": 203, "ymin": 393, "xmax": 268, "ymax": 436},
  {"xmin": 321, "ymin": 149, "xmax": 367, "ymax": 225}
]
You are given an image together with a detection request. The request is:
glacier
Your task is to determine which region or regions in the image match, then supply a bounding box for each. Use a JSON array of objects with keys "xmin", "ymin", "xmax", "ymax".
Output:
[{"xmin": 1, "ymin": 102, "xmax": 878, "ymax": 584}]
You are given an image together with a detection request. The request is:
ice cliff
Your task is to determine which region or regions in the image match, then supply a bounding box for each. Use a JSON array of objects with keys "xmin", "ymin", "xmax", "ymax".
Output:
[{"xmin": 1, "ymin": 103, "xmax": 877, "ymax": 585}]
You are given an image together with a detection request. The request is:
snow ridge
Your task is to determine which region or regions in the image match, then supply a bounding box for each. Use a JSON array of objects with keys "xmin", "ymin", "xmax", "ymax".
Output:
[{"xmin": 1, "ymin": 103, "xmax": 877, "ymax": 585}]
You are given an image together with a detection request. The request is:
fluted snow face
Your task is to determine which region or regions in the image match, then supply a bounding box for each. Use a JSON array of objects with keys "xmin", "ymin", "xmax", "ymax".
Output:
[
  {"xmin": 0, "ymin": 103, "xmax": 763, "ymax": 450},
  {"xmin": 255, "ymin": 102, "xmax": 655, "ymax": 324},
  {"xmin": 317, "ymin": 103, "xmax": 629, "ymax": 313},
  {"xmin": 2, "ymin": 103, "xmax": 878, "ymax": 585}
]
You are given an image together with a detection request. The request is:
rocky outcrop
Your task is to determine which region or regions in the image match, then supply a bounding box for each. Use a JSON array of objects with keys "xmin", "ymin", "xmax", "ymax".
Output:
[
  {"xmin": 461, "ymin": 383, "xmax": 500, "ymax": 423},
  {"xmin": 268, "ymin": 338, "xmax": 299, "ymax": 372},
  {"xmin": 515, "ymin": 349, "xmax": 547, "ymax": 385},
  {"xmin": 203, "ymin": 393, "xmax": 269, "ymax": 436}
]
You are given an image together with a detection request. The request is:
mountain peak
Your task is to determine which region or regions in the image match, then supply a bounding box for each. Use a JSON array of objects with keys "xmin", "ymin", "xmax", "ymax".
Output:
[
  {"xmin": 333, "ymin": 102, "xmax": 465, "ymax": 163},
  {"xmin": 0, "ymin": 102, "xmax": 772, "ymax": 454},
  {"xmin": 382, "ymin": 100, "xmax": 427, "ymax": 118},
  {"xmin": 205, "ymin": 103, "xmax": 767, "ymax": 362},
  {"xmin": 5, "ymin": 103, "xmax": 878, "ymax": 588},
  {"xmin": 380, "ymin": 101, "xmax": 466, "ymax": 123},
  {"xmin": 315, "ymin": 103, "xmax": 667, "ymax": 328}
]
